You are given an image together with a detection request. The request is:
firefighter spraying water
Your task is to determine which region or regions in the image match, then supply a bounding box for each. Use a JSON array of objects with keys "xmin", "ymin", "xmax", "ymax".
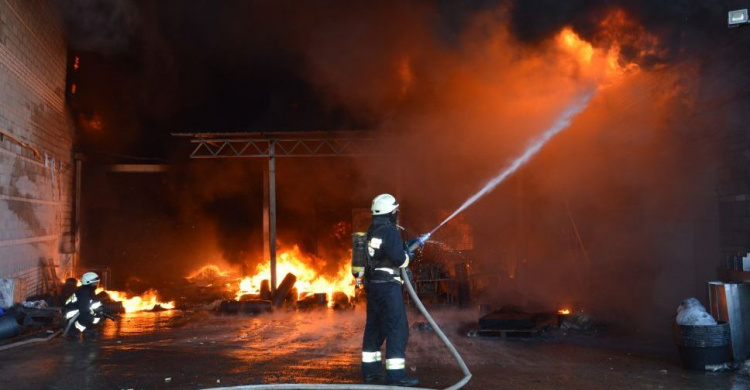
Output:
[{"xmin": 344, "ymin": 93, "xmax": 596, "ymax": 390}]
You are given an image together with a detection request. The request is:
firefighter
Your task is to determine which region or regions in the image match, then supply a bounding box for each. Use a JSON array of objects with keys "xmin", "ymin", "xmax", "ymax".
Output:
[
  {"xmin": 361, "ymin": 193, "xmax": 421, "ymax": 387},
  {"xmin": 63, "ymin": 272, "xmax": 104, "ymax": 340}
]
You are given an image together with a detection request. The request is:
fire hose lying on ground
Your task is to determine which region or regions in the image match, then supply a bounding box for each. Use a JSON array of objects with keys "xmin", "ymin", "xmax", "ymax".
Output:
[{"xmin": 205, "ymin": 236, "xmax": 472, "ymax": 390}]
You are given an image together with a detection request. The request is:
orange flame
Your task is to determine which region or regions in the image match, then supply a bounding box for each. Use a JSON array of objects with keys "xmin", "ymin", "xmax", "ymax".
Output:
[
  {"xmin": 97, "ymin": 288, "xmax": 175, "ymax": 313},
  {"xmin": 187, "ymin": 264, "xmax": 234, "ymax": 280},
  {"xmin": 235, "ymin": 245, "xmax": 354, "ymax": 304},
  {"xmin": 558, "ymin": 309, "xmax": 571, "ymax": 315}
]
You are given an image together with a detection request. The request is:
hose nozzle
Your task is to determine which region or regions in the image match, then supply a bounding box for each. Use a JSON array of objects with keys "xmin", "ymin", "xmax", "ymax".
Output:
[{"xmin": 407, "ymin": 233, "xmax": 431, "ymax": 252}]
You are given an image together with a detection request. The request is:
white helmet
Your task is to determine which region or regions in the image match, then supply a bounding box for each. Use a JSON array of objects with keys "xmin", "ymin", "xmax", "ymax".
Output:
[
  {"xmin": 371, "ymin": 193, "xmax": 399, "ymax": 215},
  {"xmin": 81, "ymin": 272, "xmax": 100, "ymax": 286}
]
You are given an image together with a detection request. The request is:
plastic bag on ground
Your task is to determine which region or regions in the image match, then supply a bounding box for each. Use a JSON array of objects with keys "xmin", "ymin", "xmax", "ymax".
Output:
[{"xmin": 676, "ymin": 297, "xmax": 717, "ymax": 326}]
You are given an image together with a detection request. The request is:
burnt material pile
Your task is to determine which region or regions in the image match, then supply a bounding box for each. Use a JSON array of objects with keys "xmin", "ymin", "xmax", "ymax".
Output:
[{"xmin": 215, "ymin": 272, "xmax": 352, "ymax": 314}]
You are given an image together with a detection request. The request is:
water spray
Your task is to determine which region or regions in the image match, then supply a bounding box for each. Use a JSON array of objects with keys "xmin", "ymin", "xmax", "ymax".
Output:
[{"xmin": 423, "ymin": 92, "xmax": 594, "ymax": 240}]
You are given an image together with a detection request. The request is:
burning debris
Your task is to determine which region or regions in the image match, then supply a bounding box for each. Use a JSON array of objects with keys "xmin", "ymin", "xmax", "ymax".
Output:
[
  {"xmin": 185, "ymin": 245, "xmax": 356, "ymax": 313},
  {"xmin": 232, "ymin": 245, "xmax": 355, "ymax": 305},
  {"xmin": 467, "ymin": 304, "xmax": 600, "ymax": 338},
  {"xmin": 96, "ymin": 288, "xmax": 175, "ymax": 313}
]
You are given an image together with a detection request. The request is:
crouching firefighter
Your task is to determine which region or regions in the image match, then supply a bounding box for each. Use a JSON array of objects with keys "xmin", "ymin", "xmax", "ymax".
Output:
[
  {"xmin": 63, "ymin": 272, "xmax": 104, "ymax": 340},
  {"xmin": 358, "ymin": 193, "xmax": 423, "ymax": 387}
]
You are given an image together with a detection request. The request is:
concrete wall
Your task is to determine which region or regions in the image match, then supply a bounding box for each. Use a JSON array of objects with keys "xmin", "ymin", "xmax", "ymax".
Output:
[
  {"xmin": 0, "ymin": 0, "xmax": 75, "ymax": 298},
  {"xmin": 719, "ymin": 107, "xmax": 750, "ymax": 264}
]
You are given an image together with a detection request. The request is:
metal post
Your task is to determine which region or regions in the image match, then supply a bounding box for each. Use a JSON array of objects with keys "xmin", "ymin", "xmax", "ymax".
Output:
[
  {"xmin": 263, "ymin": 162, "xmax": 270, "ymax": 278},
  {"xmin": 268, "ymin": 140, "xmax": 276, "ymax": 293},
  {"xmin": 269, "ymin": 141, "xmax": 277, "ymax": 293}
]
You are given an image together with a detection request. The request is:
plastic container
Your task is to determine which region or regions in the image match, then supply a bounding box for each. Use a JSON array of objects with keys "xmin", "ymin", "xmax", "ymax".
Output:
[
  {"xmin": 673, "ymin": 322, "xmax": 731, "ymax": 370},
  {"xmin": 0, "ymin": 314, "xmax": 20, "ymax": 339}
]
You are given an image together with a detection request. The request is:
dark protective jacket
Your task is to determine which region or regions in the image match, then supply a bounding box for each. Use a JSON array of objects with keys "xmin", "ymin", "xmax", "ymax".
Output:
[
  {"xmin": 362, "ymin": 214, "xmax": 413, "ymax": 382},
  {"xmin": 366, "ymin": 215, "xmax": 408, "ymax": 282},
  {"xmin": 64, "ymin": 284, "xmax": 102, "ymax": 328}
]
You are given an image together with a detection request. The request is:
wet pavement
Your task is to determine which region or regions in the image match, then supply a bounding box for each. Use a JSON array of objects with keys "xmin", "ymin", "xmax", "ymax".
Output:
[{"xmin": 0, "ymin": 307, "xmax": 748, "ymax": 390}]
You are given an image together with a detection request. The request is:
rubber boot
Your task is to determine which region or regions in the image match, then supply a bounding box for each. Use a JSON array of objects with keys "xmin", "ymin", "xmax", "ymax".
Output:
[
  {"xmin": 362, "ymin": 362, "xmax": 383, "ymax": 384},
  {"xmin": 387, "ymin": 369, "xmax": 419, "ymax": 387},
  {"xmin": 82, "ymin": 330, "xmax": 99, "ymax": 341}
]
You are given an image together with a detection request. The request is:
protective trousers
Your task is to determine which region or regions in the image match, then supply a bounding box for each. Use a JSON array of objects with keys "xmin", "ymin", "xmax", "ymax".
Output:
[{"xmin": 361, "ymin": 281, "xmax": 410, "ymax": 381}]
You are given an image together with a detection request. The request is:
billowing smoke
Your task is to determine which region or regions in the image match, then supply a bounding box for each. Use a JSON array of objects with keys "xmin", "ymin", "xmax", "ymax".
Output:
[
  {"xmin": 288, "ymin": 1, "xmax": 743, "ymax": 335},
  {"xmin": 61, "ymin": 0, "xmax": 140, "ymax": 55},
  {"xmin": 68, "ymin": 1, "xmax": 749, "ymax": 336}
]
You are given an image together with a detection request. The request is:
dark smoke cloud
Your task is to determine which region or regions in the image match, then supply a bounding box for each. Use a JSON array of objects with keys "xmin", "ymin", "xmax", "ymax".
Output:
[{"xmin": 61, "ymin": 0, "xmax": 140, "ymax": 55}]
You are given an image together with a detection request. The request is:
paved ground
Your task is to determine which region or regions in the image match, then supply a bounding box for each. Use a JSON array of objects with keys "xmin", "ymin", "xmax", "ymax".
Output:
[{"xmin": 0, "ymin": 307, "xmax": 747, "ymax": 390}]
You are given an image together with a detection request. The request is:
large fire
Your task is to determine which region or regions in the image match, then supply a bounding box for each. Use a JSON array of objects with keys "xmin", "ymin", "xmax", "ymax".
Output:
[{"xmin": 234, "ymin": 245, "xmax": 354, "ymax": 304}]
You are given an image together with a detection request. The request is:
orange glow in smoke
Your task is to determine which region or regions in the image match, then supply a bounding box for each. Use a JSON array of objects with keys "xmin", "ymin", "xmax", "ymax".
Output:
[
  {"xmin": 558, "ymin": 309, "xmax": 571, "ymax": 315},
  {"xmin": 235, "ymin": 245, "xmax": 354, "ymax": 304},
  {"xmin": 557, "ymin": 28, "xmax": 594, "ymax": 64},
  {"xmin": 551, "ymin": 10, "xmax": 653, "ymax": 88},
  {"xmin": 397, "ymin": 57, "xmax": 414, "ymax": 98},
  {"xmin": 97, "ymin": 288, "xmax": 175, "ymax": 313}
]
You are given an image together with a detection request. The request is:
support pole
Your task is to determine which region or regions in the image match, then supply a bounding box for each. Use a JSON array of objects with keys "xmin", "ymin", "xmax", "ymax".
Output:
[{"xmin": 263, "ymin": 141, "xmax": 278, "ymax": 294}]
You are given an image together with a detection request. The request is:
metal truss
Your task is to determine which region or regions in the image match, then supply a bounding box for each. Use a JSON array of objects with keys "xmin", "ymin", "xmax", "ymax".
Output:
[{"xmin": 173, "ymin": 132, "xmax": 381, "ymax": 158}]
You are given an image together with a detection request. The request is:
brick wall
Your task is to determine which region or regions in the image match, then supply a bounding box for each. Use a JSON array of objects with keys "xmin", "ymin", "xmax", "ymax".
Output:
[{"xmin": 0, "ymin": 0, "xmax": 75, "ymax": 297}]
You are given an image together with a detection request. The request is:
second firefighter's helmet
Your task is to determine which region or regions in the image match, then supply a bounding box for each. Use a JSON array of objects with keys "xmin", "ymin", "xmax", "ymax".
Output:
[
  {"xmin": 81, "ymin": 272, "xmax": 100, "ymax": 286},
  {"xmin": 371, "ymin": 193, "xmax": 399, "ymax": 215}
]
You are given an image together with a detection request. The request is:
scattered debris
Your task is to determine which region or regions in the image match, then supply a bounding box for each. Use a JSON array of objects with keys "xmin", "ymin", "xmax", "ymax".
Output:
[
  {"xmin": 412, "ymin": 322, "xmax": 434, "ymax": 332},
  {"xmin": 705, "ymin": 363, "xmax": 732, "ymax": 372},
  {"xmin": 297, "ymin": 293, "xmax": 328, "ymax": 310},
  {"xmin": 217, "ymin": 300, "xmax": 272, "ymax": 314},
  {"xmin": 330, "ymin": 292, "xmax": 352, "ymax": 310},
  {"xmin": 165, "ymin": 377, "xmax": 172, "ymax": 383},
  {"xmin": 271, "ymin": 273, "xmax": 297, "ymax": 308},
  {"xmin": 560, "ymin": 313, "xmax": 595, "ymax": 331},
  {"xmin": 21, "ymin": 300, "xmax": 48, "ymax": 309},
  {"xmin": 204, "ymin": 299, "xmax": 223, "ymax": 311}
]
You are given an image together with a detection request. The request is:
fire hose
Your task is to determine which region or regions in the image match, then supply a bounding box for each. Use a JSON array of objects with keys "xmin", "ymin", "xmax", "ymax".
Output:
[
  {"xmin": 61, "ymin": 312, "xmax": 79, "ymax": 337},
  {"xmin": 204, "ymin": 265, "xmax": 472, "ymax": 390}
]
